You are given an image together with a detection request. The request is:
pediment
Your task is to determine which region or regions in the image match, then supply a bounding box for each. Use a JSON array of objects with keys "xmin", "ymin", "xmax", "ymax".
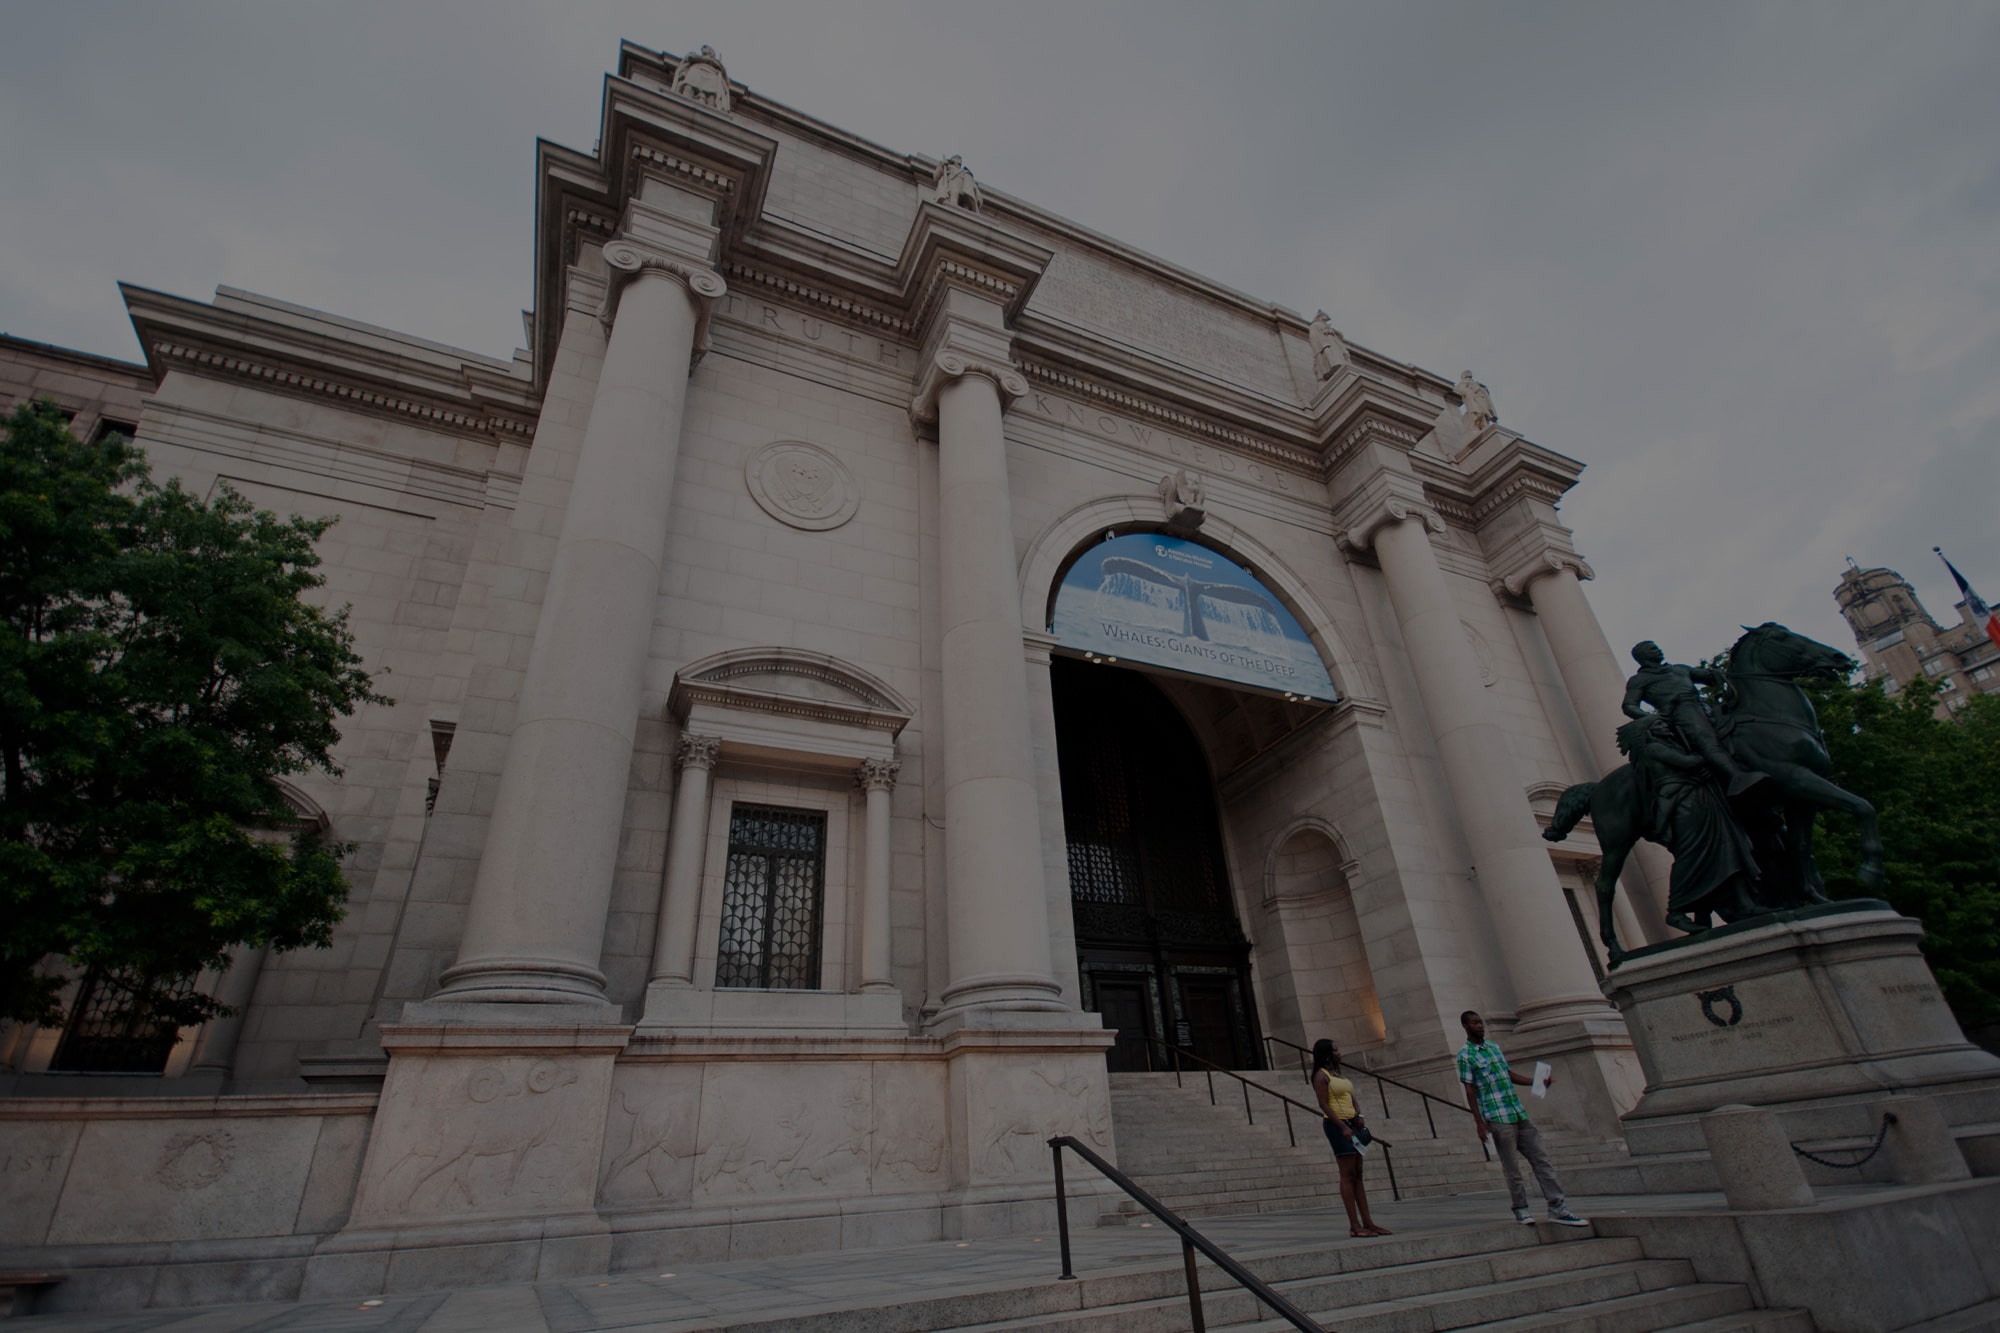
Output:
[{"xmin": 668, "ymin": 648, "xmax": 912, "ymax": 736}]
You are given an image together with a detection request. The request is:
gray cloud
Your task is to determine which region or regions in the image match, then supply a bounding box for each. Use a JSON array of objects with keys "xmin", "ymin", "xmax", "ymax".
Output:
[{"xmin": 4, "ymin": 1, "xmax": 1995, "ymax": 662}]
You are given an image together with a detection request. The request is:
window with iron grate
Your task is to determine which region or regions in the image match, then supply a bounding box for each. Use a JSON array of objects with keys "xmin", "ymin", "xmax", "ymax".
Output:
[
  {"xmin": 716, "ymin": 803, "xmax": 826, "ymax": 989},
  {"xmin": 48, "ymin": 967, "xmax": 196, "ymax": 1073}
]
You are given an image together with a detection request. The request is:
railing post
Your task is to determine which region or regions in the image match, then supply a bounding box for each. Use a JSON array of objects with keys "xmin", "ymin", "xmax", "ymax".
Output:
[
  {"xmin": 1425, "ymin": 1098, "xmax": 1436, "ymax": 1139},
  {"xmin": 1182, "ymin": 1237, "xmax": 1206, "ymax": 1333},
  {"xmin": 1051, "ymin": 1139, "xmax": 1075, "ymax": 1280},
  {"xmin": 1242, "ymin": 1077, "xmax": 1253, "ymax": 1125},
  {"xmin": 1383, "ymin": 1143, "xmax": 1401, "ymax": 1201},
  {"xmin": 1205, "ymin": 1066, "xmax": 1215, "ymax": 1105},
  {"xmin": 1379, "ymin": 1077, "xmax": 1391, "ymax": 1118},
  {"xmin": 1284, "ymin": 1100, "xmax": 1295, "ymax": 1148}
]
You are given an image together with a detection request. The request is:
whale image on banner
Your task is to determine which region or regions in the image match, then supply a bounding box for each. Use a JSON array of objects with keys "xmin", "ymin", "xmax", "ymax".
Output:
[{"xmin": 1051, "ymin": 533, "xmax": 1339, "ymax": 701}]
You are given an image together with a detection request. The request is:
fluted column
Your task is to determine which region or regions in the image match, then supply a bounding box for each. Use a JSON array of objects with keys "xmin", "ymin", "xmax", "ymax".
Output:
[
  {"xmin": 1367, "ymin": 507, "xmax": 1607, "ymax": 1028},
  {"xmin": 922, "ymin": 354, "xmax": 1064, "ymax": 1016},
  {"xmin": 855, "ymin": 758, "xmax": 900, "ymax": 992},
  {"xmin": 1515, "ymin": 557, "xmax": 1673, "ymax": 937},
  {"xmin": 436, "ymin": 243, "xmax": 724, "ymax": 1009},
  {"xmin": 648, "ymin": 734, "xmax": 723, "ymax": 990}
]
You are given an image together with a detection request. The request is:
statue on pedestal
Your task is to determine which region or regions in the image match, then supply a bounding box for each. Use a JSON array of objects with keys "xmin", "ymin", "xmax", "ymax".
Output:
[
  {"xmin": 670, "ymin": 45, "xmax": 731, "ymax": 112},
  {"xmin": 1545, "ymin": 622, "xmax": 1885, "ymax": 963}
]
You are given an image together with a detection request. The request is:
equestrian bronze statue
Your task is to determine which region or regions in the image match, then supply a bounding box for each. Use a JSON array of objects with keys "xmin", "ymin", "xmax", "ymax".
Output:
[{"xmin": 1543, "ymin": 623, "xmax": 1883, "ymax": 963}]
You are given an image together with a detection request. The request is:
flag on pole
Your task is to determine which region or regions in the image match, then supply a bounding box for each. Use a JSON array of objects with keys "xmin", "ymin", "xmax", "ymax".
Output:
[{"xmin": 1936, "ymin": 547, "xmax": 2000, "ymax": 652}]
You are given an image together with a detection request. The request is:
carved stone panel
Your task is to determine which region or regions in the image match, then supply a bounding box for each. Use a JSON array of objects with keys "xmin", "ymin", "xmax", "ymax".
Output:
[
  {"xmin": 46, "ymin": 1115, "xmax": 323, "ymax": 1245},
  {"xmin": 745, "ymin": 441, "xmax": 859, "ymax": 531},
  {"xmin": 598, "ymin": 1064, "xmax": 703, "ymax": 1206},
  {"xmin": 691, "ymin": 1061, "xmax": 873, "ymax": 1204},
  {"xmin": 349, "ymin": 1051, "xmax": 614, "ymax": 1226}
]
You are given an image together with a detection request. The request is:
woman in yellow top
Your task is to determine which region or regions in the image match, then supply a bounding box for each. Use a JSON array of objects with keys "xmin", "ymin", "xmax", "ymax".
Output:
[{"xmin": 1312, "ymin": 1038, "xmax": 1390, "ymax": 1238}]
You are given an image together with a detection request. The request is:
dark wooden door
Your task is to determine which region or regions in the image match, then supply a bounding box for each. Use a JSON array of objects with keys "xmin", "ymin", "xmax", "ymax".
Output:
[
  {"xmin": 1096, "ymin": 978, "xmax": 1154, "ymax": 1072},
  {"xmin": 1178, "ymin": 977, "xmax": 1237, "ymax": 1069}
]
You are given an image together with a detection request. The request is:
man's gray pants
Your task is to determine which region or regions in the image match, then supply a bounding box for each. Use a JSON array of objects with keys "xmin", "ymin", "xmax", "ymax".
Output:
[{"xmin": 1488, "ymin": 1118, "xmax": 1566, "ymax": 1213}]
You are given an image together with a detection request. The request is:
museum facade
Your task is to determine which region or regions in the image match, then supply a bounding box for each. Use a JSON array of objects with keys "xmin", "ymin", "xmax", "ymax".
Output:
[{"xmin": 2, "ymin": 41, "xmax": 1665, "ymax": 1304}]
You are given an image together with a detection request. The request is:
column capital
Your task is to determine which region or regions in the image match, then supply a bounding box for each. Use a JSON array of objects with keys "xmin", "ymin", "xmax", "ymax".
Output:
[
  {"xmin": 600, "ymin": 239, "xmax": 728, "ymax": 360},
  {"xmin": 1330, "ymin": 469, "xmax": 1445, "ymax": 555},
  {"xmin": 1489, "ymin": 545, "xmax": 1596, "ymax": 599},
  {"xmin": 910, "ymin": 348, "xmax": 1030, "ymax": 426},
  {"xmin": 855, "ymin": 756, "xmax": 902, "ymax": 793},
  {"xmin": 674, "ymin": 733, "xmax": 723, "ymax": 772}
]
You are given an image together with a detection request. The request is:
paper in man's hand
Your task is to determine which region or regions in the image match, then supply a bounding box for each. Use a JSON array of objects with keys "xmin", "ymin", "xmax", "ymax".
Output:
[{"xmin": 1531, "ymin": 1061, "xmax": 1552, "ymax": 1099}]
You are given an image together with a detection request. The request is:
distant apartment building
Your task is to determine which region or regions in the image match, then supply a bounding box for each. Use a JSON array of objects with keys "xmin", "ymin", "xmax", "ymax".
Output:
[{"xmin": 1834, "ymin": 559, "xmax": 2000, "ymax": 716}]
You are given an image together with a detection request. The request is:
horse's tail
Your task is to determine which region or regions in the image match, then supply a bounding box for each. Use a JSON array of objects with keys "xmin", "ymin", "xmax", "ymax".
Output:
[{"xmin": 1544, "ymin": 782, "xmax": 1597, "ymax": 842}]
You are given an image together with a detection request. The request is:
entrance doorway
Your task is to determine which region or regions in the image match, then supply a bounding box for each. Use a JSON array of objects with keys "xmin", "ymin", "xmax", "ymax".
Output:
[{"xmin": 1052, "ymin": 657, "xmax": 1262, "ymax": 1073}]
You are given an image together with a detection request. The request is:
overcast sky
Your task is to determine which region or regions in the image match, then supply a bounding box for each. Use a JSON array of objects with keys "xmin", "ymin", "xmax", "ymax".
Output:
[{"xmin": 3, "ymin": 2, "xmax": 1995, "ymax": 665}]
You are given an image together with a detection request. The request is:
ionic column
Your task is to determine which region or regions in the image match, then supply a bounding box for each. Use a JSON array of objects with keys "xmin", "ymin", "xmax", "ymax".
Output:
[
  {"xmin": 187, "ymin": 943, "xmax": 269, "ymax": 1078},
  {"xmin": 855, "ymin": 757, "xmax": 900, "ymax": 992},
  {"xmin": 648, "ymin": 734, "xmax": 723, "ymax": 990},
  {"xmin": 919, "ymin": 353, "xmax": 1064, "ymax": 1016},
  {"xmin": 435, "ymin": 242, "xmax": 724, "ymax": 1009},
  {"xmin": 1513, "ymin": 556, "xmax": 1673, "ymax": 936},
  {"xmin": 1365, "ymin": 505, "xmax": 1607, "ymax": 1027}
]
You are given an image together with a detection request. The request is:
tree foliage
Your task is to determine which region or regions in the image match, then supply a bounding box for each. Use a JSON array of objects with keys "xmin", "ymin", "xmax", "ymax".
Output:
[
  {"xmin": 1805, "ymin": 673, "xmax": 2000, "ymax": 1033},
  {"xmin": 1, "ymin": 402, "xmax": 388, "ymax": 1030}
]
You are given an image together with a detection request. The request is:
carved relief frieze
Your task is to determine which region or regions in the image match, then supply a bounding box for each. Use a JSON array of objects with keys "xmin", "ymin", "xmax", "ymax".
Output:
[
  {"xmin": 371, "ymin": 1058, "xmax": 583, "ymax": 1217},
  {"xmin": 745, "ymin": 441, "xmax": 860, "ymax": 531}
]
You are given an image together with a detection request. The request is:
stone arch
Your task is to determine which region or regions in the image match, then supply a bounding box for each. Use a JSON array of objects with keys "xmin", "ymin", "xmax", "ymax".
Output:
[
  {"xmin": 1017, "ymin": 495, "xmax": 1361, "ymax": 702},
  {"xmin": 1251, "ymin": 817, "xmax": 1385, "ymax": 1053}
]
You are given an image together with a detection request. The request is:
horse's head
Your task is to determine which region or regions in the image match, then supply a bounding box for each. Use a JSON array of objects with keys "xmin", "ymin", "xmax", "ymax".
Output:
[{"xmin": 1730, "ymin": 621, "xmax": 1854, "ymax": 681}]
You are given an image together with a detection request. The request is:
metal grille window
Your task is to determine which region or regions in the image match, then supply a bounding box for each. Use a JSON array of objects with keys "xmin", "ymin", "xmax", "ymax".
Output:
[
  {"xmin": 49, "ymin": 968, "xmax": 195, "ymax": 1073},
  {"xmin": 715, "ymin": 803, "xmax": 826, "ymax": 990}
]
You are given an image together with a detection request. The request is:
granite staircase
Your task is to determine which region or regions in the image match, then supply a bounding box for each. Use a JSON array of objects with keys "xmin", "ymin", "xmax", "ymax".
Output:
[
  {"xmin": 674, "ymin": 1222, "xmax": 1811, "ymax": 1332},
  {"xmin": 1105, "ymin": 1070, "xmax": 1629, "ymax": 1220}
]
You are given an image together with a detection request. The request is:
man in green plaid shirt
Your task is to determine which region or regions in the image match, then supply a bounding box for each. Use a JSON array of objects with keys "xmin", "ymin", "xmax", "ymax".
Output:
[{"xmin": 1457, "ymin": 1010, "xmax": 1589, "ymax": 1227}]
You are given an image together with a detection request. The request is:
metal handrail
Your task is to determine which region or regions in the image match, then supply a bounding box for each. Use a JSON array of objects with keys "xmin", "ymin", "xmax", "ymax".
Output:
[
  {"xmin": 1139, "ymin": 1036, "xmax": 1401, "ymax": 1201},
  {"xmin": 1263, "ymin": 1034, "xmax": 1488, "ymax": 1159},
  {"xmin": 1048, "ymin": 1134, "xmax": 1329, "ymax": 1333}
]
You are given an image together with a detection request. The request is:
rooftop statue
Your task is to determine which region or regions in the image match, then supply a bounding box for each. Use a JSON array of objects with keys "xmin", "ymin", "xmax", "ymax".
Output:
[
  {"xmin": 670, "ymin": 44, "xmax": 731, "ymax": 112},
  {"xmin": 1309, "ymin": 311, "xmax": 1349, "ymax": 381},
  {"xmin": 1455, "ymin": 371, "xmax": 1497, "ymax": 432},
  {"xmin": 930, "ymin": 155, "xmax": 982, "ymax": 211},
  {"xmin": 1546, "ymin": 622, "xmax": 1884, "ymax": 964}
]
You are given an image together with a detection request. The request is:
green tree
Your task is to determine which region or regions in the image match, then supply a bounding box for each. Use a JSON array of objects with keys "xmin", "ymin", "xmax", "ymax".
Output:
[
  {"xmin": 1, "ymin": 402, "xmax": 387, "ymax": 1031},
  {"xmin": 1807, "ymin": 673, "xmax": 2000, "ymax": 1034}
]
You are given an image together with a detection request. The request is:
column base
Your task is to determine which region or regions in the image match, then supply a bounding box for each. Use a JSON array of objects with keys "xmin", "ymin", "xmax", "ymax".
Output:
[
  {"xmin": 430, "ymin": 955, "xmax": 613, "ymax": 1009},
  {"xmin": 932, "ymin": 970, "xmax": 1068, "ymax": 1021}
]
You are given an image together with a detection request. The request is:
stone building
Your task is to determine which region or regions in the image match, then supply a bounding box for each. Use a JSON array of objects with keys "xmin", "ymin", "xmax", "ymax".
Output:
[
  {"xmin": 1, "ymin": 41, "xmax": 1663, "ymax": 1306},
  {"xmin": 1834, "ymin": 559, "xmax": 2000, "ymax": 717}
]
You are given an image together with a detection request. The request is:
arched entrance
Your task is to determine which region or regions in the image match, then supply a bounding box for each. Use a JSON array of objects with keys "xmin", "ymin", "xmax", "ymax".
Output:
[{"xmin": 1052, "ymin": 656, "xmax": 1263, "ymax": 1072}]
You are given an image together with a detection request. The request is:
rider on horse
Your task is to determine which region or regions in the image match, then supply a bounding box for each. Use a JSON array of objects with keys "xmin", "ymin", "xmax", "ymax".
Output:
[{"xmin": 1622, "ymin": 641, "xmax": 1766, "ymax": 797}]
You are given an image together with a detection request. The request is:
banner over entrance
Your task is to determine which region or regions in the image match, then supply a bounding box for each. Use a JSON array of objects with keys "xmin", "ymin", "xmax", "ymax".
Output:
[{"xmin": 1051, "ymin": 533, "xmax": 1339, "ymax": 701}]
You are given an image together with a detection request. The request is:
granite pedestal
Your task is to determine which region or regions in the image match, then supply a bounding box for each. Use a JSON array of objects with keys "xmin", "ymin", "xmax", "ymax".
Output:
[{"xmin": 1596, "ymin": 902, "xmax": 2000, "ymax": 1190}]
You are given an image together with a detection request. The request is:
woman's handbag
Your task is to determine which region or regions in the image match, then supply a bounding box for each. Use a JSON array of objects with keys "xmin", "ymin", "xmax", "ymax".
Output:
[{"xmin": 1346, "ymin": 1117, "xmax": 1373, "ymax": 1147}]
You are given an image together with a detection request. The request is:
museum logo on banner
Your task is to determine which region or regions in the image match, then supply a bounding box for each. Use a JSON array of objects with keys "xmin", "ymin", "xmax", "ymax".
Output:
[{"xmin": 1052, "ymin": 533, "xmax": 1339, "ymax": 701}]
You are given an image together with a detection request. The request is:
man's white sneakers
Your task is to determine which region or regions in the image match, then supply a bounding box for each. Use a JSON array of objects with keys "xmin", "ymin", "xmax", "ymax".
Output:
[{"xmin": 1548, "ymin": 1209, "xmax": 1590, "ymax": 1227}]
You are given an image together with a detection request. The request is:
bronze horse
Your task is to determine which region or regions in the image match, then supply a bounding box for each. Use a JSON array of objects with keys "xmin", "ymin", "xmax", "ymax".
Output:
[{"xmin": 1544, "ymin": 622, "xmax": 1882, "ymax": 963}]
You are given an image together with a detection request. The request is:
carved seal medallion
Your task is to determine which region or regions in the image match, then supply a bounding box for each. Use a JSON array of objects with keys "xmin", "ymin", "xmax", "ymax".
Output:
[
  {"xmin": 746, "ymin": 441, "xmax": 859, "ymax": 531},
  {"xmin": 1698, "ymin": 985, "xmax": 1744, "ymax": 1028},
  {"xmin": 155, "ymin": 1130, "xmax": 234, "ymax": 1190}
]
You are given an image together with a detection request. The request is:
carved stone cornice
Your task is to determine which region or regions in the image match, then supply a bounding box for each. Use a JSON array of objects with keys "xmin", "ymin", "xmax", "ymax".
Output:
[
  {"xmin": 910, "ymin": 349, "xmax": 1030, "ymax": 427},
  {"xmin": 854, "ymin": 757, "xmax": 901, "ymax": 793},
  {"xmin": 600, "ymin": 239, "xmax": 728, "ymax": 362},
  {"xmin": 674, "ymin": 733, "xmax": 723, "ymax": 772},
  {"xmin": 124, "ymin": 285, "xmax": 540, "ymax": 446}
]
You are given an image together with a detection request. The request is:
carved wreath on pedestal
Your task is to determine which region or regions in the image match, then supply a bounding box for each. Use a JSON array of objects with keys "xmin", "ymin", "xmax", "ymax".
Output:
[{"xmin": 745, "ymin": 441, "xmax": 859, "ymax": 531}]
